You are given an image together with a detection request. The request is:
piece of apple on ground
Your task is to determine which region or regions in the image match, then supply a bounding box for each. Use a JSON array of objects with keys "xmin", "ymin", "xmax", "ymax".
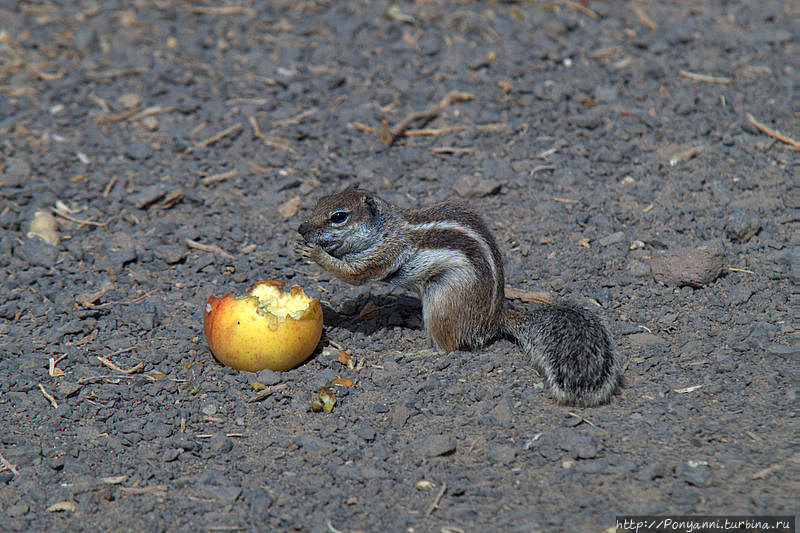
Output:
[{"xmin": 203, "ymin": 280, "xmax": 323, "ymax": 372}]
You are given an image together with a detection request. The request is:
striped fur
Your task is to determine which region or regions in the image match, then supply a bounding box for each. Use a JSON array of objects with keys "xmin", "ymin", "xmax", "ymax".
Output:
[{"xmin": 298, "ymin": 186, "xmax": 621, "ymax": 406}]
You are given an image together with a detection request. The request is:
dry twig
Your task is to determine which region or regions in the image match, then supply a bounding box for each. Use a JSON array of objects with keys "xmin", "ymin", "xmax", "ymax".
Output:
[
  {"xmin": 746, "ymin": 113, "xmax": 800, "ymax": 149},
  {"xmin": 633, "ymin": 6, "xmax": 658, "ymax": 30},
  {"xmin": 247, "ymin": 383, "xmax": 288, "ymax": 403},
  {"xmin": 185, "ymin": 238, "xmax": 235, "ymax": 259},
  {"xmin": 425, "ymin": 482, "xmax": 447, "ymax": 517},
  {"xmin": 0, "ymin": 452, "xmax": 19, "ymax": 476},
  {"xmin": 39, "ymin": 384, "xmax": 59, "ymax": 408},
  {"xmin": 381, "ymin": 91, "xmax": 474, "ymax": 146},
  {"xmin": 188, "ymin": 124, "xmax": 243, "ymax": 152},
  {"xmin": 200, "ymin": 169, "xmax": 238, "ymax": 186},
  {"xmin": 273, "ymin": 109, "xmax": 316, "ymax": 127}
]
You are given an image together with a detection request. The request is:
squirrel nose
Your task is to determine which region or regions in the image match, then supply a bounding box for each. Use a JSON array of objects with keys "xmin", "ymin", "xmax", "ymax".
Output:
[{"xmin": 297, "ymin": 222, "xmax": 311, "ymax": 239}]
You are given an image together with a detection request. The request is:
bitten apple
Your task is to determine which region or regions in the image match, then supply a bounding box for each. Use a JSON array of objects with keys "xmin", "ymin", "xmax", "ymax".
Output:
[{"xmin": 203, "ymin": 280, "xmax": 323, "ymax": 372}]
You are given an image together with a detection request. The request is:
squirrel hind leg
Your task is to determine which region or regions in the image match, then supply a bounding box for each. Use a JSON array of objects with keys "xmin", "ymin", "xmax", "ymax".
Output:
[{"xmin": 505, "ymin": 304, "xmax": 621, "ymax": 406}]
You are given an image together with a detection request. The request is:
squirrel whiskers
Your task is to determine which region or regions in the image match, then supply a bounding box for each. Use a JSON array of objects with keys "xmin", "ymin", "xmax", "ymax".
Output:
[{"xmin": 297, "ymin": 186, "xmax": 621, "ymax": 406}]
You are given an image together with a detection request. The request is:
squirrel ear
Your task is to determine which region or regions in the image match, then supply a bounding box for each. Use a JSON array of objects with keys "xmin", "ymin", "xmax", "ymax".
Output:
[{"xmin": 363, "ymin": 194, "xmax": 379, "ymax": 217}]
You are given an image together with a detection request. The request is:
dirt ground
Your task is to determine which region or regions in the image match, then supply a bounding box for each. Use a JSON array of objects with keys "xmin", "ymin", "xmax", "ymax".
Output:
[{"xmin": 0, "ymin": 1, "xmax": 797, "ymax": 532}]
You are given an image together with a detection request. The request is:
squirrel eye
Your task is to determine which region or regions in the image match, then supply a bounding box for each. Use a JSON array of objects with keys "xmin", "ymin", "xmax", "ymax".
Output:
[{"xmin": 329, "ymin": 211, "xmax": 349, "ymax": 225}]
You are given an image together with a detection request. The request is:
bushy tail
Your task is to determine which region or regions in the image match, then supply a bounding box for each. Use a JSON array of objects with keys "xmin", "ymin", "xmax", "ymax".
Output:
[{"xmin": 501, "ymin": 302, "xmax": 621, "ymax": 406}]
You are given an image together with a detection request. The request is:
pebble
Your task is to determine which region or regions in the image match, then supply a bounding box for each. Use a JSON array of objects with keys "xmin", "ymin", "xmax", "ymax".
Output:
[
  {"xmin": 725, "ymin": 210, "xmax": 761, "ymax": 243},
  {"xmin": 209, "ymin": 434, "xmax": 234, "ymax": 454},
  {"xmin": 452, "ymin": 176, "xmax": 502, "ymax": 198},
  {"xmin": 128, "ymin": 184, "xmax": 170, "ymax": 209},
  {"xmin": 17, "ymin": 237, "xmax": 58, "ymax": 268},
  {"xmin": 416, "ymin": 434, "xmax": 457, "ymax": 457},
  {"xmin": 650, "ymin": 242, "xmax": 726, "ymax": 287},
  {"xmin": 598, "ymin": 231, "xmax": 626, "ymax": 246},
  {"xmin": 2, "ymin": 158, "xmax": 32, "ymax": 187},
  {"xmin": 355, "ymin": 422, "xmax": 376, "ymax": 442}
]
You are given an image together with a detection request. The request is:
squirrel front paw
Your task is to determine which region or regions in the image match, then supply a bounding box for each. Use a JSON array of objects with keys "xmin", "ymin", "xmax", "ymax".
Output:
[{"xmin": 293, "ymin": 240, "xmax": 316, "ymax": 263}]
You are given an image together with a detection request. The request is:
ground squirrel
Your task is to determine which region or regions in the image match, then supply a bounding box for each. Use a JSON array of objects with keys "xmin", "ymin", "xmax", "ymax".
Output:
[{"xmin": 296, "ymin": 186, "xmax": 621, "ymax": 406}]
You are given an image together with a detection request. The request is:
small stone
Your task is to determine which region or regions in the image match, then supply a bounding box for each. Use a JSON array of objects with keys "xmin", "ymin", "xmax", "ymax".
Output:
[
  {"xmin": 124, "ymin": 142, "xmax": 154, "ymax": 160},
  {"xmin": 725, "ymin": 210, "xmax": 761, "ymax": 243},
  {"xmin": 391, "ymin": 404, "xmax": 412, "ymax": 427},
  {"xmin": 594, "ymin": 85, "xmax": 619, "ymax": 102},
  {"xmin": 374, "ymin": 402, "xmax": 389, "ymax": 413},
  {"xmin": 628, "ymin": 260, "xmax": 650, "ymax": 277},
  {"xmin": 107, "ymin": 247, "xmax": 137, "ymax": 269},
  {"xmin": 244, "ymin": 488, "xmax": 274, "ymax": 513},
  {"xmin": 626, "ymin": 333, "xmax": 668, "ymax": 347},
  {"xmin": 355, "ymin": 423, "xmax": 376, "ymax": 442},
  {"xmin": 209, "ymin": 434, "xmax": 233, "ymax": 454},
  {"xmin": 295, "ymin": 433, "xmax": 327, "ymax": 451},
  {"xmin": 636, "ymin": 462, "xmax": 665, "ymax": 481},
  {"xmin": 490, "ymin": 397, "xmax": 514, "ymax": 426},
  {"xmin": 154, "ymin": 244, "xmax": 186, "ymax": 264},
  {"xmin": 416, "ymin": 434, "xmax": 456, "ymax": 457},
  {"xmin": 2, "ymin": 158, "xmax": 32, "ymax": 187},
  {"xmin": 7, "ymin": 502, "xmax": 29, "ymax": 518},
  {"xmin": 598, "ymin": 231, "xmax": 626, "ymax": 246},
  {"xmin": 161, "ymin": 448, "xmax": 181, "ymax": 462},
  {"xmin": 650, "ymin": 242, "xmax": 726, "ymax": 287},
  {"xmin": 128, "ymin": 184, "xmax": 169, "ymax": 209},
  {"xmin": 453, "ymin": 176, "xmax": 502, "ymax": 198},
  {"xmin": 57, "ymin": 381, "xmax": 81, "ymax": 399},
  {"xmin": 766, "ymin": 343, "xmax": 799, "ymax": 361},
  {"xmin": 255, "ymin": 369, "xmax": 281, "ymax": 386},
  {"xmin": 487, "ymin": 445, "xmax": 517, "ymax": 464},
  {"xmin": 17, "ymin": 237, "xmax": 58, "ymax": 268},
  {"xmin": 681, "ymin": 464, "xmax": 714, "ymax": 487},
  {"xmin": 562, "ymin": 434, "xmax": 600, "ymax": 459},
  {"xmin": 201, "ymin": 403, "xmax": 218, "ymax": 416},
  {"xmin": 728, "ymin": 285, "xmax": 754, "ymax": 305}
]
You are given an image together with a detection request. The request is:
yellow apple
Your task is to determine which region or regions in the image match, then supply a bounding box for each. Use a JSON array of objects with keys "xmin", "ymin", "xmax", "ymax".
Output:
[{"xmin": 203, "ymin": 280, "xmax": 323, "ymax": 372}]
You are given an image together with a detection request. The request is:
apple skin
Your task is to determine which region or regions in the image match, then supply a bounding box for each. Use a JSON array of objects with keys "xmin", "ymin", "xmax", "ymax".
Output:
[{"xmin": 203, "ymin": 283, "xmax": 323, "ymax": 372}]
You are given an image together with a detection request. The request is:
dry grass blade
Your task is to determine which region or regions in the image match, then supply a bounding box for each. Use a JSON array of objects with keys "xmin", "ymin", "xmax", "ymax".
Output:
[
  {"xmin": 679, "ymin": 70, "xmax": 732, "ymax": 84},
  {"xmin": 119, "ymin": 485, "xmax": 168, "ymax": 495},
  {"xmin": 745, "ymin": 113, "xmax": 800, "ymax": 149},
  {"xmin": 558, "ymin": 1, "xmax": 600, "ymax": 19},
  {"xmin": 96, "ymin": 356, "xmax": 144, "ymax": 374}
]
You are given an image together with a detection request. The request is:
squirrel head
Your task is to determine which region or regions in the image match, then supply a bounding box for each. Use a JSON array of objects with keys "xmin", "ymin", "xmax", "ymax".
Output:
[{"xmin": 298, "ymin": 186, "xmax": 385, "ymax": 258}]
